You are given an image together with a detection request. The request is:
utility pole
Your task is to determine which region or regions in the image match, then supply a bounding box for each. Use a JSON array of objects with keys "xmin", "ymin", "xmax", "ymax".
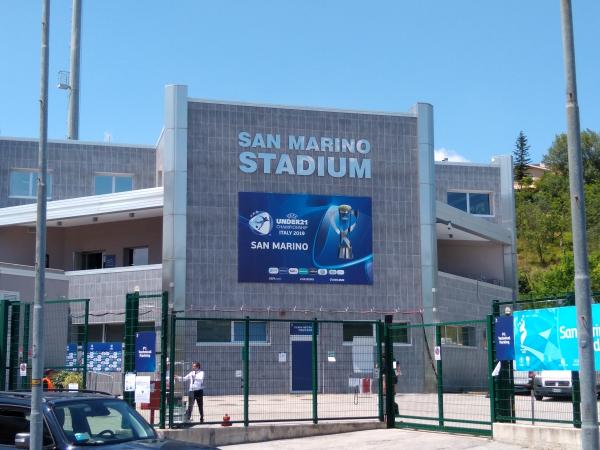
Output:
[
  {"xmin": 30, "ymin": 0, "xmax": 50, "ymax": 448},
  {"xmin": 559, "ymin": 1, "xmax": 599, "ymax": 448},
  {"xmin": 67, "ymin": 0, "xmax": 81, "ymax": 140}
]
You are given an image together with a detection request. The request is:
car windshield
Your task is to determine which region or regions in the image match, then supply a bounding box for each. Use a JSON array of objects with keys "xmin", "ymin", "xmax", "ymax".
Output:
[{"xmin": 52, "ymin": 398, "xmax": 156, "ymax": 446}]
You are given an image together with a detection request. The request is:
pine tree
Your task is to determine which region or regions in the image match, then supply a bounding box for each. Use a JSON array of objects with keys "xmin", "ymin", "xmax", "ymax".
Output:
[{"xmin": 513, "ymin": 131, "xmax": 532, "ymax": 183}]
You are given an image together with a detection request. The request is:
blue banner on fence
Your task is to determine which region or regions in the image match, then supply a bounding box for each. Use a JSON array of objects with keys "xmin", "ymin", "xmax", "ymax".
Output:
[
  {"xmin": 87, "ymin": 342, "xmax": 122, "ymax": 372},
  {"xmin": 66, "ymin": 344, "xmax": 78, "ymax": 369},
  {"xmin": 135, "ymin": 331, "xmax": 156, "ymax": 372},
  {"xmin": 238, "ymin": 192, "xmax": 373, "ymax": 285},
  {"xmin": 514, "ymin": 304, "xmax": 600, "ymax": 371},
  {"xmin": 494, "ymin": 316, "xmax": 514, "ymax": 361}
]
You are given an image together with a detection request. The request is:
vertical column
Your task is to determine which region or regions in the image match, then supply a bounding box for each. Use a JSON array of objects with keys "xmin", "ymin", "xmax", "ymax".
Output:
[
  {"xmin": 414, "ymin": 102, "xmax": 438, "ymax": 394},
  {"xmin": 8, "ymin": 304, "xmax": 20, "ymax": 390},
  {"xmin": 124, "ymin": 292, "xmax": 140, "ymax": 406},
  {"xmin": 311, "ymin": 319, "xmax": 318, "ymax": 424},
  {"xmin": 162, "ymin": 85, "xmax": 188, "ymax": 312},
  {"xmin": 492, "ymin": 155, "xmax": 518, "ymax": 299},
  {"xmin": 0, "ymin": 300, "xmax": 9, "ymax": 390},
  {"xmin": 159, "ymin": 291, "xmax": 169, "ymax": 429},
  {"xmin": 243, "ymin": 317, "xmax": 250, "ymax": 427}
]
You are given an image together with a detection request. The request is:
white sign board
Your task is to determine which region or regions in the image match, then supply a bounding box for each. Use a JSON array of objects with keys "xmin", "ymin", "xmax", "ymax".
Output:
[
  {"xmin": 124, "ymin": 372, "xmax": 136, "ymax": 392},
  {"xmin": 135, "ymin": 375, "xmax": 151, "ymax": 404},
  {"xmin": 278, "ymin": 352, "xmax": 287, "ymax": 363},
  {"xmin": 434, "ymin": 346, "xmax": 442, "ymax": 361},
  {"xmin": 68, "ymin": 383, "xmax": 79, "ymax": 391},
  {"xmin": 19, "ymin": 363, "xmax": 27, "ymax": 377}
]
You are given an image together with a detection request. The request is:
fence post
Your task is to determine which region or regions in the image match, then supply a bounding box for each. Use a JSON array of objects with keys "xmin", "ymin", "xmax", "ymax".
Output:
[
  {"xmin": 486, "ymin": 314, "xmax": 496, "ymax": 424},
  {"xmin": 22, "ymin": 304, "xmax": 31, "ymax": 389},
  {"xmin": 0, "ymin": 299, "xmax": 9, "ymax": 390},
  {"xmin": 168, "ymin": 313, "xmax": 176, "ymax": 428},
  {"xmin": 572, "ymin": 370, "xmax": 581, "ymax": 428},
  {"xmin": 159, "ymin": 291, "xmax": 168, "ymax": 429},
  {"xmin": 243, "ymin": 316, "xmax": 250, "ymax": 427},
  {"xmin": 8, "ymin": 302, "xmax": 20, "ymax": 390},
  {"xmin": 376, "ymin": 320, "xmax": 384, "ymax": 422},
  {"xmin": 384, "ymin": 315, "xmax": 394, "ymax": 428},
  {"xmin": 82, "ymin": 299, "xmax": 89, "ymax": 390},
  {"xmin": 435, "ymin": 324, "xmax": 444, "ymax": 428},
  {"xmin": 312, "ymin": 318, "xmax": 318, "ymax": 424},
  {"xmin": 492, "ymin": 300, "xmax": 514, "ymax": 422},
  {"xmin": 124, "ymin": 292, "xmax": 140, "ymax": 406}
]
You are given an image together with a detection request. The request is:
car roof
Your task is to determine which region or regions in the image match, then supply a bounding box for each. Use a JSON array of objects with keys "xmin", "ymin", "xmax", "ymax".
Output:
[{"xmin": 0, "ymin": 390, "xmax": 117, "ymax": 407}]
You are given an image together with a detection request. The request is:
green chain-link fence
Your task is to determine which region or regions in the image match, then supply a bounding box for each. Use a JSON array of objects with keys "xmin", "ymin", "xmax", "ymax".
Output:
[
  {"xmin": 491, "ymin": 293, "xmax": 600, "ymax": 428},
  {"xmin": 0, "ymin": 298, "xmax": 90, "ymax": 391},
  {"xmin": 388, "ymin": 319, "xmax": 493, "ymax": 436},
  {"xmin": 167, "ymin": 316, "xmax": 384, "ymax": 428}
]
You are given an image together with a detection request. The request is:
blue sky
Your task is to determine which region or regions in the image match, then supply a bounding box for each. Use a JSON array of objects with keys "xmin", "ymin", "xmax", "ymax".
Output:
[{"xmin": 1, "ymin": 1, "xmax": 598, "ymax": 163}]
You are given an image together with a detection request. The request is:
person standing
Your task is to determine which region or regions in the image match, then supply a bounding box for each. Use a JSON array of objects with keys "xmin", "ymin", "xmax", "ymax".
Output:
[{"xmin": 177, "ymin": 361, "xmax": 205, "ymax": 423}]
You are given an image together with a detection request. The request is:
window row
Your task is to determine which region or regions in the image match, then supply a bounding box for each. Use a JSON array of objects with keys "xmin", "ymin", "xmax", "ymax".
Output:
[
  {"xmin": 447, "ymin": 191, "xmax": 492, "ymax": 216},
  {"xmin": 440, "ymin": 325, "xmax": 477, "ymax": 347},
  {"xmin": 195, "ymin": 321, "xmax": 411, "ymax": 345},
  {"xmin": 8, "ymin": 170, "xmax": 134, "ymax": 199}
]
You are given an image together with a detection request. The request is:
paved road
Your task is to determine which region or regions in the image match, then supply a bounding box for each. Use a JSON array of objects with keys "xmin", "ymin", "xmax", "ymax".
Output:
[{"xmin": 220, "ymin": 429, "xmax": 531, "ymax": 450}]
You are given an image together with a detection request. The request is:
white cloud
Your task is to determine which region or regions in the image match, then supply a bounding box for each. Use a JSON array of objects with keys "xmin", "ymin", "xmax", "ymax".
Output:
[{"xmin": 434, "ymin": 148, "xmax": 470, "ymax": 162}]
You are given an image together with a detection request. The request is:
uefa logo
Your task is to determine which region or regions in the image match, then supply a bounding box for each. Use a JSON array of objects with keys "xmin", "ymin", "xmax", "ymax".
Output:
[{"xmin": 248, "ymin": 211, "xmax": 273, "ymax": 235}]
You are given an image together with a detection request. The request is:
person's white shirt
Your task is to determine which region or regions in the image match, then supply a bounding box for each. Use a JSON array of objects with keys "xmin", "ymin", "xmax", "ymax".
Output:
[{"xmin": 181, "ymin": 369, "xmax": 205, "ymax": 391}]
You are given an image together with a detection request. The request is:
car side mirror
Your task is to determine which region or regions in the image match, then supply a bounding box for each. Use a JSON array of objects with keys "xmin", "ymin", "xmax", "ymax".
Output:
[{"xmin": 15, "ymin": 433, "xmax": 30, "ymax": 449}]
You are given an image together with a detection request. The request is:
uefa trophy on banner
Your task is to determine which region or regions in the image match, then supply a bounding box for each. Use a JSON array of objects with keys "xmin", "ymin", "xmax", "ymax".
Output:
[{"xmin": 336, "ymin": 204, "xmax": 359, "ymax": 259}]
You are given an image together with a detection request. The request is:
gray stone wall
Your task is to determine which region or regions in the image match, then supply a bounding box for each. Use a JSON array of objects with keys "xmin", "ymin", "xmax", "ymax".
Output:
[
  {"xmin": 0, "ymin": 138, "xmax": 156, "ymax": 207},
  {"xmin": 185, "ymin": 101, "xmax": 422, "ymax": 318},
  {"xmin": 435, "ymin": 163, "xmax": 502, "ymax": 223},
  {"xmin": 66, "ymin": 266, "xmax": 162, "ymax": 324}
]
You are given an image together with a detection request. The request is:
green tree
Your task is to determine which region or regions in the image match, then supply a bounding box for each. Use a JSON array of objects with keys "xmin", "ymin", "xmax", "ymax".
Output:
[
  {"xmin": 513, "ymin": 131, "xmax": 531, "ymax": 184},
  {"xmin": 543, "ymin": 129, "xmax": 600, "ymax": 182}
]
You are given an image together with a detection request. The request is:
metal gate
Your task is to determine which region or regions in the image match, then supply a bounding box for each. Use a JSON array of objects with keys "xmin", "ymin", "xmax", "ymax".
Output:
[{"xmin": 386, "ymin": 319, "xmax": 493, "ymax": 436}]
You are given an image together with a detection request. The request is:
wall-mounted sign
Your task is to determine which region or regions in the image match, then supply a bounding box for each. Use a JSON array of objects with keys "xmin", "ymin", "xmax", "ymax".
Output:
[
  {"xmin": 290, "ymin": 323, "xmax": 318, "ymax": 336},
  {"xmin": 238, "ymin": 132, "xmax": 372, "ymax": 179},
  {"xmin": 238, "ymin": 192, "xmax": 373, "ymax": 285}
]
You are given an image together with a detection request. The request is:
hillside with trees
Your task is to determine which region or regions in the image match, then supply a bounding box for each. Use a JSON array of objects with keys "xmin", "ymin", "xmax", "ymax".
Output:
[{"xmin": 515, "ymin": 129, "xmax": 600, "ymax": 297}]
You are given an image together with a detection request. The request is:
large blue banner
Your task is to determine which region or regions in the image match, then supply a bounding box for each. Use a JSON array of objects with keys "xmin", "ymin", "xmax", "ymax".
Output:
[
  {"xmin": 238, "ymin": 192, "xmax": 373, "ymax": 284},
  {"xmin": 87, "ymin": 342, "xmax": 122, "ymax": 372},
  {"xmin": 514, "ymin": 304, "xmax": 600, "ymax": 371}
]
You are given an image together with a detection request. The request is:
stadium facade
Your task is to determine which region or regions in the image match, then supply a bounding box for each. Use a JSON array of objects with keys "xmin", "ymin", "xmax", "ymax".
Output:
[{"xmin": 0, "ymin": 85, "xmax": 516, "ymax": 392}]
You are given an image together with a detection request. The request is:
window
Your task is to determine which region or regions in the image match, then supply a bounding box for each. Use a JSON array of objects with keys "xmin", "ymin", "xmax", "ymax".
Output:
[
  {"xmin": 391, "ymin": 324, "xmax": 410, "ymax": 344},
  {"xmin": 343, "ymin": 323, "xmax": 373, "ymax": 343},
  {"xmin": 196, "ymin": 320, "xmax": 268, "ymax": 344},
  {"xmin": 0, "ymin": 407, "xmax": 53, "ymax": 447},
  {"xmin": 124, "ymin": 247, "xmax": 149, "ymax": 266},
  {"xmin": 447, "ymin": 192, "xmax": 492, "ymax": 216},
  {"xmin": 94, "ymin": 174, "xmax": 133, "ymax": 195},
  {"xmin": 197, "ymin": 320, "xmax": 231, "ymax": 343},
  {"xmin": 9, "ymin": 170, "xmax": 52, "ymax": 199},
  {"xmin": 73, "ymin": 251, "xmax": 104, "ymax": 270},
  {"xmin": 441, "ymin": 325, "xmax": 476, "ymax": 347},
  {"xmin": 233, "ymin": 321, "xmax": 268, "ymax": 343}
]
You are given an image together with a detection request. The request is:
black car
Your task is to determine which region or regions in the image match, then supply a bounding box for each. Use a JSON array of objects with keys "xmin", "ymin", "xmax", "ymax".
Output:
[{"xmin": 0, "ymin": 390, "xmax": 218, "ymax": 449}]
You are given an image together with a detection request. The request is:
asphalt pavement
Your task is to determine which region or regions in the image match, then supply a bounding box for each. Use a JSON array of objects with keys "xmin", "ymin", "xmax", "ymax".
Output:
[{"xmin": 220, "ymin": 428, "xmax": 531, "ymax": 450}]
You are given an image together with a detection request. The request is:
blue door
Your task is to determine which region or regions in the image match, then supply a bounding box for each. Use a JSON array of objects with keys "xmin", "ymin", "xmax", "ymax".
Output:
[{"xmin": 291, "ymin": 340, "xmax": 312, "ymax": 392}]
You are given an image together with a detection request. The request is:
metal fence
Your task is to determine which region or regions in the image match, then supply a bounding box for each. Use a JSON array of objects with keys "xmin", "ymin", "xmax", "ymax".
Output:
[
  {"xmin": 167, "ymin": 316, "xmax": 384, "ymax": 428},
  {"xmin": 0, "ymin": 298, "xmax": 90, "ymax": 391},
  {"xmin": 491, "ymin": 292, "xmax": 600, "ymax": 429},
  {"xmin": 389, "ymin": 320, "xmax": 493, "ymax": 436}
]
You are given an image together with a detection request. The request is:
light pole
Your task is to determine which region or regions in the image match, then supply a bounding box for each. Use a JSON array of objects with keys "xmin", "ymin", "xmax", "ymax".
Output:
[
  {"xmin": 30, "ymin": 0, "xmax": 50, "ymax": 448},
  {"xmin": 559, "ymin": 1, "xmax": 599, "ymax": 449}
]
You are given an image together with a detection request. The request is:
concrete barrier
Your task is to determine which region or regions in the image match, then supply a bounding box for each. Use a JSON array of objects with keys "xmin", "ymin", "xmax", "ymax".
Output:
[
  {"xmin": 494, "ymin": 423, "xmax": 582, "ymax": 450},
  {"xmin": 158, "ymin": 421, "xmax": 385, "ymax": 447}
]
